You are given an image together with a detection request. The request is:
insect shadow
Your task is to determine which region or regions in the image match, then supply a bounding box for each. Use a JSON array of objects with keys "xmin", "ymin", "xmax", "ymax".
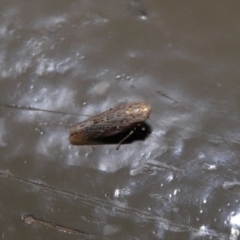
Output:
[{"xmin": 70, "ymin": 122, "xmax": 152, "ymax": 148}]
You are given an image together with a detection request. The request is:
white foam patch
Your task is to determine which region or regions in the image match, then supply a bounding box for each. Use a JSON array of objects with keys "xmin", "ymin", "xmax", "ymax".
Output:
[
  {"xmin": 103, "ymin": 224, "xmax": 121, "ymax": 236},
  {"xmin": 89, "ymin": 81, "xmax": 110, "ymax": 96}
]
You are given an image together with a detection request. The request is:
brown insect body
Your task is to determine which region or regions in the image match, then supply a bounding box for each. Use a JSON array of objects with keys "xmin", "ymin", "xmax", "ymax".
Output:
[{"xmin": 69, "ymin": 101, "xmax": 151, "ymax": 145}]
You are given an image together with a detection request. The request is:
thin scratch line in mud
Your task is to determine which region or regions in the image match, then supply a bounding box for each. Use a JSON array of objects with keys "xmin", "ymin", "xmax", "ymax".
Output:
[
  {"xmin": 152, "ymin": 120, "xmax": 240, "ymax": 146},
  {"xmin": 138, "ymin": 155, "xmax": 221, "ymax": 198},
  {"xmin": 156, "ymin": 90, "xmax": 189, "ymax": 109},
  {"xmin": 178, "ymin": 126, "xmax": 240, "ymax": 145},
  {"xmin": 146, "ymin": 162, "xmax": 183, "ymax": 173},
  {"xmin": 0, "ymin": 172, "xmax": 195, "ymax": 233},
  {"xmin": 0, "ymin": 171, "xmax": 227, "ymax": 238},
  {"xmin": 23, "ymin": 215, "xmax": 92, "ymax": 238},
  {"xmin": 219, "ymin": 137, "xmax": 240, "ymax": 171},
  {"xmin": 0, "ymin": 103, "xmax": 90, "ymax": 117}
]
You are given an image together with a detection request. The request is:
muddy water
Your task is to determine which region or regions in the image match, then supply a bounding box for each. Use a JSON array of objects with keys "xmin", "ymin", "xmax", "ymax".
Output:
[{"xmin": 1, "ymin": 0, "xmax": 240, "ymax": 239}]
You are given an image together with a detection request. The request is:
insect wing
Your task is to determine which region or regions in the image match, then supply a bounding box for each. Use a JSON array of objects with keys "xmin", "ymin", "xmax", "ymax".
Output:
[{"xmin": 69, "ymin": 105, "xmax": 135, "ymax": 144}]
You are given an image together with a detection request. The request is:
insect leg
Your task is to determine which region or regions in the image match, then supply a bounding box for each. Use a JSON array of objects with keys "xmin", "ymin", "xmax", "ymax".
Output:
[{"xmin": 116, "ymin": 130, "xmax": 135, "ymax": 150}]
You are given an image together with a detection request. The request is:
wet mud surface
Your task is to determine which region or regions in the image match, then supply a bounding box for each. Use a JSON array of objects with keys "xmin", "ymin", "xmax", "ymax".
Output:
[{"xmin": 1, "ymin": 1, "xmax": 240, "ymax": 239}]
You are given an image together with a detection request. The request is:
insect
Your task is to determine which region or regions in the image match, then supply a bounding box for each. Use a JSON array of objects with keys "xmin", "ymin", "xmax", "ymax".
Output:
[{"xmin": 69, "ymin": 101, "xmax": 151, "ymax": 149}]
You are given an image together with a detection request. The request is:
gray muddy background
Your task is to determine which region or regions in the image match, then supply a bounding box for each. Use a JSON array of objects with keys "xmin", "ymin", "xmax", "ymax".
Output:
[{"xmin": 1, "ymin": 1, "xmax": 240, "ymax": 239}]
